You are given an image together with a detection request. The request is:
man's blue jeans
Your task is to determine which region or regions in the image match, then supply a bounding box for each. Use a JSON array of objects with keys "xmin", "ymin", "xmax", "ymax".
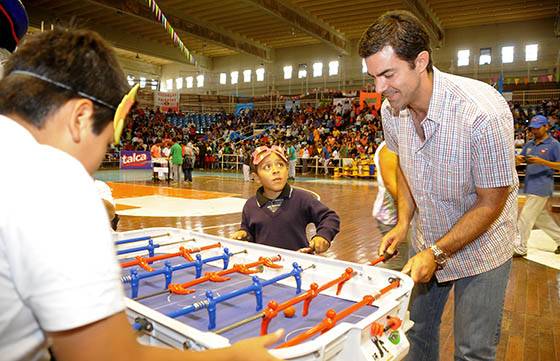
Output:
[{"xmin": 404, "ymin": 259, "xmax": 512, "ymax": 361}]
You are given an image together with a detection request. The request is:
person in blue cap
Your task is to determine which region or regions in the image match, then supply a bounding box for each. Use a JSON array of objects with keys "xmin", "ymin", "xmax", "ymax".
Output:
[{"xmin": 514, "ymin": 114, "xmax": 560, "ymax": 256}]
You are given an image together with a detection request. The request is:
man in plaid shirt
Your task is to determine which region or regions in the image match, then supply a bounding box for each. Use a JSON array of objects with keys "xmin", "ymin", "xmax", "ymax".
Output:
[{"xmin": 359, "ymin": 11, "xmax": 518, "ymax": 361}]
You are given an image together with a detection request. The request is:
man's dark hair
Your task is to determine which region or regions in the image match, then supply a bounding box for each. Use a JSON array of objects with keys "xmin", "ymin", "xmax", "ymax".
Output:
[
  {"xmin": 0, "ymin": 28, "xmax": 129, "ymax": 134},
  {"xmin": 358, "ymin": 10, "xmax": 433, "ymax": 73}
]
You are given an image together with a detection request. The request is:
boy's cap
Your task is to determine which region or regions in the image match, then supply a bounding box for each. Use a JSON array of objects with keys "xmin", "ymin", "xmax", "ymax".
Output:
[
  {"xmin": 529, "ymin": 115, "xmax": 548, "ymax": 128},
  {"xmin": 252, "ymin": 145, "xmax": 288, "ymax": 166}
]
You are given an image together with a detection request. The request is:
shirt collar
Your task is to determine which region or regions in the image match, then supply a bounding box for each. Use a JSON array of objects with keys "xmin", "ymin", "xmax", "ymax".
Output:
[
  {"xmin": 256, "ymin": 184, "xmax": 293, "ymax": 207},
  {"xmin": 1, "ymin": 115, "xmax": 39, "ymax": 145},
  {"xmin": 425, "ymin": 67, "xmax": 443, "ymax": 124},
  {"xmin": 534, "ymin": 135, "xmax": 552, "ymax": 145}
]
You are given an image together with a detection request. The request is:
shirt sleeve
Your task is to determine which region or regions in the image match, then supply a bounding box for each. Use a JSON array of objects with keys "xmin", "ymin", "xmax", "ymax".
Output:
[
  {"xmin": 472, "ymin": 112, "xmax": 517, "ymax": 188},
  {"xmin": 380, "ymin": 101, "xmax": 399, "ymax": 154},
  {"xmin": 520, "ymin": 143, "xmax": 528, "ymax": 156},
  {"xmin": 305, "ymin": 196, "xmax": 340, "ymax": 243},
  {"xmin": 551, "ymin": 141, "xmax": 560, "ymax": 162},
  {"xmin": 9, "ymin": 156, "xmax": 124, "ymax": 332},
  {"xmin": 239, "ymin": 200, "xmax": 254, "ymax": 241}
]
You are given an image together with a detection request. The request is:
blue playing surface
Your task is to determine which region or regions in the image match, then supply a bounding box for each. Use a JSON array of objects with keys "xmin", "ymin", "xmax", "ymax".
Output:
[{"xmin": 121, "ymin": 253, "xmax": 377, "ymax": 345}]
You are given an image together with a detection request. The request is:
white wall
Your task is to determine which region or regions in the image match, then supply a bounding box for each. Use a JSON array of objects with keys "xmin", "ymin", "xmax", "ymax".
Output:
[
  {"xmin": 434, "ymin": 18, "xmax": 559, "ymax": 80},
  {"xmin": 157, "ymin": 17, "xmax": 559, "ymax": 96}
]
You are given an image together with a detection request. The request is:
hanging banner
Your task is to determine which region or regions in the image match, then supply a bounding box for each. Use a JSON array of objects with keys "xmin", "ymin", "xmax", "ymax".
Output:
[
  {"xmin": 235, "ymin": 102, "xmax": 254, "ymax": 115},
  {"xmin": 120, "ymin": 150, "xmax": 153, "ymax": 170},
  {"xmin": 359, "ymin": 91, "xmax": 382, "ymax": 111},
  {"xmin": 155, "ymin": 91, "xmax": 179, "ymax": 112}
]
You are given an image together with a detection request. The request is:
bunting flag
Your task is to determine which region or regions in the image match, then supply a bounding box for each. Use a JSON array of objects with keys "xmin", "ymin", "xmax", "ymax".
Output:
[{"xmin": 146, "ymin": 0, "xmax": 196, "ymax": 65}]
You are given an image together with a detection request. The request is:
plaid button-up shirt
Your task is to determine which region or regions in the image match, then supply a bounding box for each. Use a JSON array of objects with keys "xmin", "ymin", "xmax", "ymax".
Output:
[{"xmin": 382, "ymin": 67, "xmax": 518, "ymax": 282}]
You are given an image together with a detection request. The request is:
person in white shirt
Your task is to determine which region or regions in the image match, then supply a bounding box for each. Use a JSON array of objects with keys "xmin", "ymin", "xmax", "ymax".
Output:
[
  {"xmin": 94, "ymin": 179, "xmax": 119, "ymax": 230},
  {"xmin": 0, "ymin": 28, "xmax": 282, "ymax": 361}
]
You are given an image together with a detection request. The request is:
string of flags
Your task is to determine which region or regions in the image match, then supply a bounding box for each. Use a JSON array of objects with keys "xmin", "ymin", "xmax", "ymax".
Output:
[{"xmin": 146, "ymin": 0, "xmax": 196, "ymax": 66}]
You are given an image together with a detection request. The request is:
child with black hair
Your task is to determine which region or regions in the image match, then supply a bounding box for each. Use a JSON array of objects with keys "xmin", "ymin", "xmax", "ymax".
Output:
[{"xmin": 231, "ymin": 145, "xmax": 340, "ymax": 253}]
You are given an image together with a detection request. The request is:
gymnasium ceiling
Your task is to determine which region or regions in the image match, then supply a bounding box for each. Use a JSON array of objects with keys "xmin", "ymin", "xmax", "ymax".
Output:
[{"xmin": 25, "ymin": 0, "xmax": 559, "ymax": 66}]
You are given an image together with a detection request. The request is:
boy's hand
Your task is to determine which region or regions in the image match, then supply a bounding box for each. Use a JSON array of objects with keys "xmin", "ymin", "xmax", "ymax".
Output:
[
  {"xmin": 231, "ymin": 329, "xmax": 284, "ymax": 361},
  {"xmin": 515, "ymin": 155, "xmax": 525, "ymax": 165},
  {"xmin": 298, "ymin": 236, "xmax": 330, "ymax": 254},
  {"xmin": 231, "ymin": 230, "xmax": 248, "ymax": 241}
]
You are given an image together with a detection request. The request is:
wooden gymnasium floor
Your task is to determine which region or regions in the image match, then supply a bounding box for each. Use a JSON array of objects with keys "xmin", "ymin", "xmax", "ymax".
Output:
[{"xmin": 109, "ymin": 171, "xmax": 560, "ymax": 361}]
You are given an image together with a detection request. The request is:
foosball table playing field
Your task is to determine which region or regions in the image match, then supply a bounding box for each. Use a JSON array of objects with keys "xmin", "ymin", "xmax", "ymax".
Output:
[{"xmin": 114, "ymin": 227, "xmax": 414, "ymax": 361}]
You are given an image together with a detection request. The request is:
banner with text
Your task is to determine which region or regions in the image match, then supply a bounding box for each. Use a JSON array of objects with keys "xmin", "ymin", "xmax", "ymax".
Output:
[
  {"xmin": 359, "ymin": 91, "xmax": 382, "ymax": 111},
  {"xmin": 120, "ymin": 150, "xmax": 153, "ymax": 170},
  {"xmin": 155, "ymin": 91, "xmax": 179, "ymax": 112}
]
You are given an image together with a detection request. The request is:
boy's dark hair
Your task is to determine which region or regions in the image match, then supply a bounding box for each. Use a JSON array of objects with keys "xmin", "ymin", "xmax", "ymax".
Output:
[
  {"xmin": 358, "ymin": 10, "xmax": 433, "ymax": 73},
  {"xmin": 0, "ymin": 28, "xmax": 129, "ymax": 134}
]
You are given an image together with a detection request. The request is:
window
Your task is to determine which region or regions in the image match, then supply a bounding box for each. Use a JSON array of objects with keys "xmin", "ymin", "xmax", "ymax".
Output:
[
  {"xmin": 256, "ymin": 67, "xmax": 265, "ymax": 82},
  {"xmin": 160, "ymin": 82, "xmax": 167, "ymax": 92},
  {"xmin": 362, "ymin": 59, "xmax": 367, "ymax": 73},
  {"xmin": 298, "ymin": 64, "xmax": 307, "ymax": 79},
  {"xmin": 166, "ymin": 78, "xmax": 173, "ymax": 91},
  {"xmin": 231, "ymin": 71, "xmax": 239, "ymax": 85},
  {"xmin": 457, "ymin": 49, "xmax": 470, "ymax": 66},
  {"xmin": 525, "ymin": 44, "xmax": 538, "ymax": 61},
  {"xmin": 328, "ymin": 60, "xmax": 339, "ymax": 76},
  {"xmin": 175, "ymin": 77, "xmax": 183, "ymax": 90},
  {"xmin": 196, "ymin": 74, "xmax": 204, "ymax": 88},
  {"xmin": 139, "ymin": 77, "xmax": 146, "ymax": 88},
  {"xmin": 501, "ymin": 46, "xmax": 514, "ymax": 63},
  {"xmin": 219, "ymin": 73, "xmax": 227, "ymax": 85},
  {"xmin": 479, "ymin": 48, "xmax": 491, "ymax": 65},
  {"xmin": 312, "ymin": 62, "xmax": 323, "ymax": 77},
  {"xmin": 127, "ymin": 75, "xmax": 135, "ymax": 86},
  {"xmin": 283, "ymin": 65, "xmax": 292, "ymax": 80},
  {"xmin": 151, "ymin": 79, "xmax": 158, "ymax": 90},
  {"xmin": 243, "ymin": 69, "xmax": 251, "ymax": 83},
  {"xmin": 186, "ymin": 76, "xmax": 193, "ymax": 88}
]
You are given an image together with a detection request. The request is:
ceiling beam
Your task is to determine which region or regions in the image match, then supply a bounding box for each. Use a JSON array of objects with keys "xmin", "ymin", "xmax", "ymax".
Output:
[
  {"xmin": 242, "ymin": 0, "xmax": 349, "ymax": 55},
  {"xmin": 401, "ymin": 0, "xmax": 445, "ymax": 46},
  {"xmin": 25, "ymin": 7, "xmax": 211, "ymax": 69},
  {"xmin": 82, "ymin": 0, "xmax": 273, "ymax": 62}
]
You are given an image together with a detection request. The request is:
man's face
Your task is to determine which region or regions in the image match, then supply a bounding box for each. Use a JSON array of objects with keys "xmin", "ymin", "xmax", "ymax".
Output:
[
  {"xmin": 530, "ymin": 125, "xmax": 548, "ymax": 140},
  {"xmin": 364, "ymin": 46, "xmax": 422, "ymax": 110},
  {"xmin": 256, "ymin": 152, "xmax": 288, "ymax": 193}
]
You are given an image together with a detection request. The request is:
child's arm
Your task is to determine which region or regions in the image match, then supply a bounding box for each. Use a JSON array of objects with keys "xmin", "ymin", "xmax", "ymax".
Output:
[
  {"xmin": 231, "ymin": 202, "xmax": 253, "ymax": 241},
  {"xmin": 306, "ymin": 198, "xmax": 340, "ymax": 252}
]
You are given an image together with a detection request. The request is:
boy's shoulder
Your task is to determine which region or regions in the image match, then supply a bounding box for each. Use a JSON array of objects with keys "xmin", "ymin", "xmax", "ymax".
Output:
[
  {"xmin": 290, "ymin": 187, "xmax": 317, "ymax": 203},
  {"xmin": 243, "ymin": 195, "xmax": 259, "ymax": 209}
]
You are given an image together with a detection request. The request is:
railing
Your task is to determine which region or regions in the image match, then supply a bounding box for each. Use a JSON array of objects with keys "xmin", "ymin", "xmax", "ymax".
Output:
[
  {"xmin": 215, "ymin": 154, "xmax": 371, "ymax": 177},
  {"xmin": 512, "ymin": 89, "xmax": 560, "ymax": 106}
]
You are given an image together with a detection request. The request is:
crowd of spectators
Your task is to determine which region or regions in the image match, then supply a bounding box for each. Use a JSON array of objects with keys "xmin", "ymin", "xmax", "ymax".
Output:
[
  {"xmin": 106, "ymin": 97, "xmax": 560, "ymax": 175},
  {"xmin": 513, "ymin": 99, "xmax": 559, "ymax": 147},
  {"xmin": 109, "ymin": 100, "xmax": 385, "ymax": 174}
]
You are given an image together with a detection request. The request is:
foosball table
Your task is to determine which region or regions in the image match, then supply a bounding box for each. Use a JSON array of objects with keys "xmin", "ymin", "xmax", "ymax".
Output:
[{"xmin": 114, "ymin": 227, "xmax": 414, "ymax": 360}]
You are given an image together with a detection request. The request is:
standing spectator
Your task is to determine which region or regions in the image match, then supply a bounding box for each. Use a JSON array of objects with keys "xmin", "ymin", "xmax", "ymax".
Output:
[
  {"xmin": 514, "ymin": 115, "xmax": 560, "ymax": 255},
  {"xmin": 242, "ymin": 145, "xmax": 252, "ymax": 182},
  {"xmin": 360, "ymin": 11, "xmax": 517, "ymax": 361},
  {"xmin": 287, "ymin": 141, "xmax": 297, "ymax": 181},
  {"xmin": 182, "ymin": 141, "xmax": 195, "ymax": 182},
  {"xmin": 372, "ymin": 141, "xmax": 408, "ymax": 270},
  {"xmin": 169, "ymin": 138, "xmax": 183, "ymax": 183}
]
